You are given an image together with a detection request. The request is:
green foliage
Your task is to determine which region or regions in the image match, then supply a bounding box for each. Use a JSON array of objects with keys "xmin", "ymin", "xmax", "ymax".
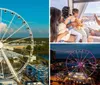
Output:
[
  {"xmin": 26, "ymin": 45, "xmax": 32, "ymax": 55},
  {"xmin": 33, "ymin": 39, "xmax": 49, "ymax": 55}
]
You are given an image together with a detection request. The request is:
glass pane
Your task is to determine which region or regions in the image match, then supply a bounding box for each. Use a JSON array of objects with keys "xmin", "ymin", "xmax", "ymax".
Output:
[
  {"xmin": 74, "ymin": 0, "xmax": 100, "ymax": 3},
  {"xmin": 74, "ymin": 1, "xmax": 100, "ymax": 30},
  {"xmin": 50, "ymin": 0, "xmax": 68, "ymax": 10}
]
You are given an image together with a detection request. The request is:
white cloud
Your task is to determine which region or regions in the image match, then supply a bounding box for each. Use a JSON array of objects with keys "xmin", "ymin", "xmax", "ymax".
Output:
[{"xmin": 0, "ymin": 22, "xmax": 7, "ymax": 32}]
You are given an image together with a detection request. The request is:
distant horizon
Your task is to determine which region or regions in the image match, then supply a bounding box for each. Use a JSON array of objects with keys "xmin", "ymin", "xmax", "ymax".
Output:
[
  {"xmin": 84, "ymin": 13, "xmax": 100, "ymax": 16},
  {"xmin": 51, "ymin": 44, "xmax": 100, "ymax": 59}
]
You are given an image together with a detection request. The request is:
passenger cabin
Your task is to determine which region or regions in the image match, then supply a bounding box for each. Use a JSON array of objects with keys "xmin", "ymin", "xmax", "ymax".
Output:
[{"xmin": 50, "ymin": 0, "xmax": 100, "ymax": 42}]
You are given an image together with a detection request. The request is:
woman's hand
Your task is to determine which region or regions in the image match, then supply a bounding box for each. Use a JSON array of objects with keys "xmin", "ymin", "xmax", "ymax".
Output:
[
  {"xmin": 64, "ymin": 31, "xmax": 69, "ymax": 34},
  {"xmin": 56, "ymin": 31, "xmax": 69, "ymax": 42},
  {"xmin": 94, "ymin": 14, "xmax": 97, "ymax": 19},
  {"xmin": 94, "ymin": 14, "xmax": 100, "ymax": 25}
]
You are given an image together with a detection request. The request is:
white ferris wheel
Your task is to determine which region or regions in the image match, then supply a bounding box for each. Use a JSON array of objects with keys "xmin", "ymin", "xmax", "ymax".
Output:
[{"xmin": 0, "ymin": 8, "xmax": 34, "ymax": 82}]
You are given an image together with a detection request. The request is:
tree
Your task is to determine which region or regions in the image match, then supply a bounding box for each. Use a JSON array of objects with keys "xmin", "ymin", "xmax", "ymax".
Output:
[{"xmin": 26, "ymin": 45, "xmax": 32, "ymax": 55}]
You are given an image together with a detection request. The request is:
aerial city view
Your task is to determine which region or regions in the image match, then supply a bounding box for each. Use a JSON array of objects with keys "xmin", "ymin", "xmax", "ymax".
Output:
[
  {"xmin": 0, "ymin": 0, "xmax": 49, "ymax": 85},
  {"xmin": 50, "ymin": 44, "xmax": 100, "ymax": 85}
]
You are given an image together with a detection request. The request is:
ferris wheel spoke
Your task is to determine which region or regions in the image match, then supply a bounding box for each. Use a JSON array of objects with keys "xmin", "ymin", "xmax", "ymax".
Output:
[
  {"xmin": 85, "ymin": 63, "xmax": 93, "ymax": 68},
  {"xmin": 71, "ymin": 66, "xmax": 78, "ymax": 72},
  {"xmin": 0, "ymin": 49, "xmax": 20, "ymax": 82},
  {"xmin": 87, "ymin": 60, "xmax": 95, "ymax": 66},
  {"xmin": 18, "ymin": 57, "xmax": 27, "ymax": 64},
  {"xmin": 74, "ymin": 59, "xmax": 79, "ymax": 63},
  {"xmin": 70, "ymin": 53, "xmax": 79, "ymax": 63},
  {"xmin": 4, "ymin": 50, "xmax": 27, "ymax": 65},
  {"xmin": 67, "ymin": 54, "xmax": 75, "ymax": 62},
  {"xmin": 18, "ymin": 51, "xmax": 29, "ymax": 63},
  {"xmin": 84, "ymin": 59, "xmax": 95, "ymax": 66},
  {"xmin": 2, "ymin": 19, "xmax": 18, "ymax": 29},
  {"xmin": 82, "ymin": 52, "xmax": 89, "ymax": 62},
  {"xmin": 0, "ymin": 10, "xmax": 3, "ymax": 39},
  {"xmin": 75, "ymin": 50, "xmax": 80, "ymax": 61},
  {"xmin": 84, "ymin": 67, "xmax": 91, "ymax": 75},
  {"xmin": 0, "ymin": 9, "xmax": 2, "ymax": 22},
  {"xmin": 10, "ymin": 49, "xmax": 29, "ymax": 63},
  {"xmin": 1, "ymin": 15, "xmax": 16, "ymax": 41},
  {"xmin": 70, "ymin": 52, "xmax": 75, "ymax": 57},
  {"xmin": 5, "ymin": 36, "xmax": 30, "ymax": 44},
  {"xmin": 3, "ymin": 24, "xmax": 26, "ymax": 42},
  {"xmin": 2, "ymin": 61, "xmax": 12, "ymax": 78},
  {"xmin": 81, "ymin": 68, "xmax": 88, "ymax": 78},
  {"xmin": 85, "ymin": 65, "xmax": 95, "ymax": 75},
  {"xmin": 80, "ymin": 50, "xmax": 83, "ymax": 61}
]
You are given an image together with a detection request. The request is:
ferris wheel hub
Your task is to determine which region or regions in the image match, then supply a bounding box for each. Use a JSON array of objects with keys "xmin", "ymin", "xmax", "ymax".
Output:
[
  {"xmin": 78, "ymin": 62, "xmax": 84, "ymax": 68},
  {"xmin": 0, "ymin": 42, "xmax": 3, "ymax": 48}
]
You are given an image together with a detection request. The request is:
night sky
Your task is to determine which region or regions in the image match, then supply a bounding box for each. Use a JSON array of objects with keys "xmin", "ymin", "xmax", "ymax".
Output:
[{"xmin": 51, "ymin": 44, "xmax": 100, "ymax": 58}]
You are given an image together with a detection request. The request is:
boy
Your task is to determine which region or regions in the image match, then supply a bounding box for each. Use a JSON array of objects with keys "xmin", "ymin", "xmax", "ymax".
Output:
[
  {"xmin": 64, "ymin": 9, "xmax": 82, "ymax": 42},
  {"xmin": 72, "ymin": 8, "xmax": 87, "ymax": 42}
]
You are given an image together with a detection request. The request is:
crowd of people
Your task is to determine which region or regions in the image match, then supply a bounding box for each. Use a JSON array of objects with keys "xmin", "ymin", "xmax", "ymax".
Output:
[{"xmin": 50, "ymin": 6, "xmax": 100, "ymax": 43}]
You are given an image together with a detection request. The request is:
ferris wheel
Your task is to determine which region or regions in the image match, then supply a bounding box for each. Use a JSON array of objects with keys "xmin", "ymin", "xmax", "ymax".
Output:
[
  {"xmin": 0, "ymin": 8, "xmax": 34, "ymax": 82},
  {"xmin": 66, "ymin": 49, "xmax": 96, "ymax": 79}
]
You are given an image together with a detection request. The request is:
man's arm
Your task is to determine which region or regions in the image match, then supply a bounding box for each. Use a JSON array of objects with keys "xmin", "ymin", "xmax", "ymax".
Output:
[{"xmin": 94, "ymin": 14, "xmax": 100, "ymax": 25}]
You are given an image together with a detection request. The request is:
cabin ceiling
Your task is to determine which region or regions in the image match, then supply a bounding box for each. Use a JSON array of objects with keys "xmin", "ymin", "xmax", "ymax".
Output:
[{"xmin": 73, "ymin": 0, "xmax": 100, "ymax": 3}]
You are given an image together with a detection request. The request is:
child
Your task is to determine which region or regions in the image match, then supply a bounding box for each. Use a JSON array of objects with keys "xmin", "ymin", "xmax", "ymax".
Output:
[
  {"xmin": 64, "ymin": 10, "xmax": 82, "ymax": 42},
  {"xmin": 72, "ymin": 9, "xmax": 87, "ymax": 42}
]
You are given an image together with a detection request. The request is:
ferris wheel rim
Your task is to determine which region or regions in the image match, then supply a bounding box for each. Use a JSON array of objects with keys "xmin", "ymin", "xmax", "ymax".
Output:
[
  {"xmin": 0, "ymin": 8, "xmax": 34, "ymax": 79},
  {"xmin": 0, "ymin": 8, "xmax": 34, "ymax": 43},
  {"xmin": 65, "ymin": 49, "xmax": 96, "ymax": 77}
]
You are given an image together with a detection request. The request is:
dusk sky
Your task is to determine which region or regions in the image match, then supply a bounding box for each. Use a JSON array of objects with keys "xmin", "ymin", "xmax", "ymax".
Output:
[
  {"xmin": 51, "ymin": 44, "xmax": 100, "ymax": 58},
  {"xmin": 0, "ymin": 0, "xmax": 49, "ymax": 38}
]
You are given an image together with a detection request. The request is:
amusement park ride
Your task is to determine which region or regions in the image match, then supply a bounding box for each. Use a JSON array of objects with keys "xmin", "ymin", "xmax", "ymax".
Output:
[
  {"xmin": 0, "ymin": 8, "xmax": 34, "ymax": 84},
  {"xmin": 0, "ymin": 8, "xmax": 48, "ymax": 85},
  {"xmin": 54, "ymin": 49, "xmax": 97, "ymax": 85},
  {"xmin": 66, "ymin": 49, "xmax": 96, "ymax": 84}
]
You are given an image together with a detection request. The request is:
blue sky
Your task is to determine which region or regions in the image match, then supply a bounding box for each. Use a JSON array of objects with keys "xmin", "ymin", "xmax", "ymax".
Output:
[
  {"xmin": 0, "ymin": 0, "xmax": 49, "ymax": 38},
  {"xmin": 84, "ymin": 1, "xmax": 100, "ymax": 14}
]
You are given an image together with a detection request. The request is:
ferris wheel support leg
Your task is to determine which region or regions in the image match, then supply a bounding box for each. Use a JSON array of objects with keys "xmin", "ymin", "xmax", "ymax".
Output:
[{"xmin": 0, "ymin": 49, "xmax": 20, "ymax": 82}]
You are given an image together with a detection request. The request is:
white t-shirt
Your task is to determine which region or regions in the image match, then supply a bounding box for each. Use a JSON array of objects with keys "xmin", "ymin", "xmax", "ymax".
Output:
[
  {"xmin": 57, "ymin": 23, "xmax": 70, "ymax": 41},
  {"xmin": 57, "ymin": 23, "xmax": 68, "ymax": 35}
]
